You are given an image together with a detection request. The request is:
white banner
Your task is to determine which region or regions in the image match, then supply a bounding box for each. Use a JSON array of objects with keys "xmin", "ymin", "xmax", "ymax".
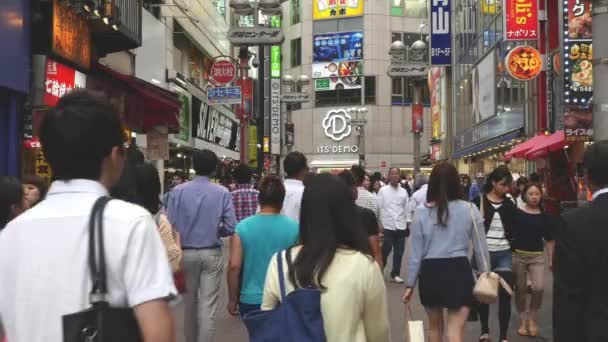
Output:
[{"xmin": 270, "ymin": 78, "xmax": 281, "ymax": 155}]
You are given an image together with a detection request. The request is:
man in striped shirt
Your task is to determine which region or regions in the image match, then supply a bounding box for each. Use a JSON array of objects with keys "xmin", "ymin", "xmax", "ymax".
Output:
[
  {"xmin": 231, "ymin": 164, "xmax": 259, "ymax": 222},
  {"xmin": 352, "ymin": 166, "xmax": 380, "ymax": 219}
]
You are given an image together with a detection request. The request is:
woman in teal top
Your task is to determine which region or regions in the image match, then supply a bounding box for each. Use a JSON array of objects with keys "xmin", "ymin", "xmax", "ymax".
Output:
[{"xmin": 227, "ymin": 175, "xmax": 299, "ymax": 317}]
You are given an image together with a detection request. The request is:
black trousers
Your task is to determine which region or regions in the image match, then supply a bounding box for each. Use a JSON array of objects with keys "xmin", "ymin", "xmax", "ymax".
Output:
[{"xmin": 381, "ymin": 229, "xmax": 407, "ymax": 277}]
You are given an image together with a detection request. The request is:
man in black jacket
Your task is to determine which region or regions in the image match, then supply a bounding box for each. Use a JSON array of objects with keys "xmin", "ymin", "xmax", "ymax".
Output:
[{"xmin": 554, "ymin": 141, "xmax": 608, "ymax": 341}]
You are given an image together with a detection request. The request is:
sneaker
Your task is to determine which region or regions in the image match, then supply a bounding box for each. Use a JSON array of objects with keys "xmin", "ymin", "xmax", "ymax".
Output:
[{"xmin": 391, "ymin": 276, "xmax": 405, "ymax": 284}]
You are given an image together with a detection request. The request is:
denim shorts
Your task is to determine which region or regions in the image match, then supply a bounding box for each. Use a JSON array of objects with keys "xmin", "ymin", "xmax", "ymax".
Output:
[{"xmin": 472, "ymin": 249, "xmax": 513, "ymax": 272}]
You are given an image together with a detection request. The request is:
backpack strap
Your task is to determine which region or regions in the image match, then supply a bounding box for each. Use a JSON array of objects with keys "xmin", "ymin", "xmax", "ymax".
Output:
[{"xmin": 277, "ymin": 250, "xmax": 286, "ymax": 301}]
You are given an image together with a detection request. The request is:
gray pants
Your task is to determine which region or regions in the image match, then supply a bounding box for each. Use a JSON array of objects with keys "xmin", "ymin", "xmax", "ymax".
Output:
[{"xmin": 183, "ymin": 248, "xmax": 224, "ymax": 342}]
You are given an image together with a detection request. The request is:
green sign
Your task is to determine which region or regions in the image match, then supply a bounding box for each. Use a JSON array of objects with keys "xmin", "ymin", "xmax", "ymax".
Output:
[
  {"xmin": 176, "ymin": 92, "xmax": 191, "ymax": 142},
  {"xmin": 315, "ymin": 79, "xmax": 330, "ymax": 91},
  {"xmin": 271, "ymin": 16, "xmax": 281, "ymax": 78}
]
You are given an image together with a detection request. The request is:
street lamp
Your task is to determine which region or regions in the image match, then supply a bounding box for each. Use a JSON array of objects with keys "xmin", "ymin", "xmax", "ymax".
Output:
[
  {"xmin": 347, "ymin": 107, "xmax": 368, "ymax": 167},
  {"xmin": 281, "ymin": 74, "xmax": 311, "ymax": 153}
]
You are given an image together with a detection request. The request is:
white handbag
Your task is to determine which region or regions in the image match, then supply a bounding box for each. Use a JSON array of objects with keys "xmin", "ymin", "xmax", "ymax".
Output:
[
  {"xmin": 404, "ymin": 305, "xmax": 425, "ymax": 342},
  {"xmin": 470, "ymin": 202, "xmax": 513, "ymax": 304}
]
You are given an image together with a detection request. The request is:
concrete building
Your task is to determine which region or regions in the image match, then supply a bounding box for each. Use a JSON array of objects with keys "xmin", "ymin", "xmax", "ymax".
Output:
[{"xmin": 278, "ymin": 0, "xmax": 433, "ymax": 173}]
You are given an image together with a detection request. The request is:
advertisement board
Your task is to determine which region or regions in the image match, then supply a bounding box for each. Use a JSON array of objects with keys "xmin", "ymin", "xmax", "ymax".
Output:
[
  {"xmin": 43, "ymin": 58, "xmax": 86, "ymax": 107},
  {"xmin": 564, "ymin": 0, "xmax": 592, "ymax": 104},
  {"xmin": 312, "ymin": 61, "xmax": 363, "ymax": 78},
  {"xmin": 207, "ymin": 87, "xmax": 242, "ymax": 105},
  {"xmin": 314, "ymin": 77, "xmax": 361, "ymax": 91},
  {"xmin": 430, "ymin": 0, "xmax": 452, "ymax": 65},
  {"xmin": 271, "ymin": 16, "xmax": 281, "ymax": 78},
  {"xmin": 313, "ymin": 31, "xmax": 363, "ymax": 63},
  {"xmin": 472, "ymin": 52, "xmax": 495, "ymax": 123},
  {"xmin": 503, "ymin": 0, "xmax": 538, "ymax": 41},
  {"xmin": 412, "ymin": 104, "xmax": 424, "ymax": 133},
  {"xmin": 505, "ymin": 46, "xmax": 542, "ymax": 80},
  {"xmin": 564, "ymin": 107, "xmax": 593, "ymax": 142},
  {"xmin": 192, "ymin": 96, "xmax": 239, "ymax": 151},
  {"xmin": 234, "ymin": 78, "xmax": 253, "ymax": 119},
  {"xmin": 172, "ymin": 87, "xmax": 191, "ymax": 143},
  {"xmin": 313, "ymin": 0, "xmax": 363, "ymax": 20},
  {"xmin": 430, "ymin": 67, "xmax": 442, "ymax": 139},
  {"xmin": 52, "ymin": 0, "xmax": 91, "ymax": 69},
  {"xmin": 270, "ymin": 78, "xmax": 281, "ymax": 155}
]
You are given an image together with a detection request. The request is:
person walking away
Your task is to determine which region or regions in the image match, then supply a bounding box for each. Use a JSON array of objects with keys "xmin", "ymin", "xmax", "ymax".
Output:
[
  {"xmin": 378, "ymin": 167, "xmax": 411, "ymax": 283},
  {"xmin": 511, "ymin": 183, "xmax": 554, "ymax": 337},
  {"xmin": 404, "ymin": 163, "xmax": 489, "ymax": 342},
  {"xmin": 338, "ymin": 170, "xmax": 383, "ymax": 268},
  {"xmin": 407, "ymin": 174, "xmax": 429, "ymax": 226},
  {"xmin": 462, "ymin": 175, "xmax": 472, "ymax": 199},
  {"xmin": 231, "ymin": 164, "xmax": 259, "ymax": 223},
  {"xmin": 0, "ymin": 177, "xmax": 25, "ymax": 230},
  {"xmin": 469, "ymin": 173, "xmax": 485, "ymax": 201},
  {"xmin": 281, "ymin": 152, "xmax": 308, "ymax": 222},
  {"xmin": 553, "ymin": 141, "xmax": 608, "ymax": 341},
  {"xmin": 133, "ymin": 163, "xmax": 183, "ymax": 273},
  {"xmin": 226, "ymin": 175, "xmax": 299, "ymax": 318},
  {"xmin": 261, "ymin": 174, "xmax": 390, "ymax": 341},
  {"xmin": 0, "ymin": 91, "xmax": 176, "ymax": 342},
  {"xmin": 21, "ymin": 175, "xmax": 47, "ymax": 209},
  {"xmin": 352, "ymin": 166, "xmax": 380, "ymax": 220},
  {"xmin": 472, "ymin": 166, "xmax": 516, "ymax": 342},
  {"xmin": 166, "ymin": 149, "xmax": 237, "ymax": 342}
]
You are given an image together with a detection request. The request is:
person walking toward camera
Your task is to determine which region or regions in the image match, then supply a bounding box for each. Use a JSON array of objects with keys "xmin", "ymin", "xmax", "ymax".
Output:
[
  {"xmin": 166, "ymin": 149, "xmax": 237, "ymax": 342},
  {"xmin": 473, "ymin": 166, "xmax": 517, "ymax": 342},
  {"xmin": 378, "ymin": 167, "xmax": 411, "ymax": 283},
  {"xmin": 231, "ymin": 164, "xmax": 259, "ymax": 223},
  {"xmin": 511, "ymin": 183, "xmax": 555, "ymax": 337},
  {"xmin": 403, "ymin": 163, "xmax": 489, "ymax": 342}
]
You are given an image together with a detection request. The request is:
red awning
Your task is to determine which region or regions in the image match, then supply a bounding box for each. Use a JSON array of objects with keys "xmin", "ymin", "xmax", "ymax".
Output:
[
  {"xmin": 503, "ymin": 134, "xmax": 550, "ymax": 160},
  {"xmin": 524, "ymin": 130, "xmax": 566, "ymax": 160},
  {"xmin": 90, "ymin": 64, "xmax": 180, "ymax": 133}
]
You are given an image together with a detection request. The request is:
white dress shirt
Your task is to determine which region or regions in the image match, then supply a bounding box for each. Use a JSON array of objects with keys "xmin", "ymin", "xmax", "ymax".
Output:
[
  {"xmin": 281, "ymin": 179, "xmax": 305, "ymax": 222},
  {"xmin": 356, "ymin": 187, "xmax": 380, "ymax": 219},
  {"xmin": 407, "ymin": 184, "xmax": 428, "ymax": 223},
  {"xmin": 0, "ymin": 180, "xmax": 176, "ymax": 342},
  {"xmin": 378, "ymin": 184, "xmax": 411, "ymax": 231}
]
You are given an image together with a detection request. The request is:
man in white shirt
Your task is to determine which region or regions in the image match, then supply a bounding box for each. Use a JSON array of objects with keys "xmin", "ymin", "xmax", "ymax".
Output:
[
  {"xmin": 281, "ymin": 151, "xmax": 309, "ymax": 222},
  {"xmin": 0, "ymin": 91, "xmax": 176, "ymax": 342},
  {"xmin": 378, "ymin": 167, "xmax": 411, "ymax": 283}
]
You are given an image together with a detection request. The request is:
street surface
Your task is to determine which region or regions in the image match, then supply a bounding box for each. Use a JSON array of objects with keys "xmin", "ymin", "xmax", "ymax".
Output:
[{"xmin": 174, "ymin": 239, "xmax": 553, "ymax": 342}]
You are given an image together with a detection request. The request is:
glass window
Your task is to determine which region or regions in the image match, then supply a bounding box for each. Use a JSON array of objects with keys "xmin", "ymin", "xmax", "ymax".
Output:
[
  {"xmin": 291, "ymin": 0, "xmax": 301, "ymax": 25},
  {"xmin": 365, "ymin": 76, "xmax": 376, "ymax": 105},
  {"xmin": 290, "ymin": 38, "xmax": 302, "ymax": 67},
  {"xmin": 313, "ymin": 17, "xmax": 363, "ymax": 34},
  {"xmin": 315, "ymin": 88, "xmax": 361, "ymax": 107},
  {"xmin": 391, "ymin": 0, "xmax": 427, "ymax": 18}
]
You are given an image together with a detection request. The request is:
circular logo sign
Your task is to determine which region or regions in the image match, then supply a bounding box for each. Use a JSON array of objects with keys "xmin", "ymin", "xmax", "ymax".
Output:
[
  {"xmin": 209, "ymin": 60, "xmax": 236, "ymax": 85},
  {"xmin": 322, "ymin": 109, "xmax": 352, "ymax": 141},
  {"xmin": 505, "ymin": 46, "xmax": 542, "ymax": 81}
]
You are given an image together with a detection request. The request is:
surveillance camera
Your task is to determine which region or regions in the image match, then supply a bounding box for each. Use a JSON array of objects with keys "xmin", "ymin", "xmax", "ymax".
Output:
[{"xmin": 251, "ymin": 55, "xmax": 260, "ymax": 68}]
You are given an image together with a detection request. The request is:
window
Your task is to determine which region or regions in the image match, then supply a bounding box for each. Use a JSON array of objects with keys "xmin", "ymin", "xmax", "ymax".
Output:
[
  {"xmin": 390, "ymin": 33, "xmax": 430, "ymax": 105},
  {"xmin": 290, "ymin": 38, "xmax": 302, "ymax": 67},
  {"xmin": 391, "ymin": 0, "xmax": 427, "ymax": 18},
  {"xmin": 313, "ymin": 17, "xmax": 363, "ymax": 34},
  {"xmin": 315, "ymin": 88, "xmax": 361, "ymax": 107},
  {"xmin": 291, "ymin": 0, "xmax": 301, "ymax": 25},
  {"xmin": 365, "ymin": 76, "xmax": 376, "ymax": 105},
  {"xmin": 391, "ymin": 32, "xmax": 429, "ymax": 63}
]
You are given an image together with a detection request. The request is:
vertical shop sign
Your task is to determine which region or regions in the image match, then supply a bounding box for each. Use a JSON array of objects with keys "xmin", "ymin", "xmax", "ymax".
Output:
[
  {"xmin": 44, "ymin": 58, "xmax": 86, "ymax": 107},
  {"xmin": 173, "ymin": 89, "xmax": 191, "ymax": 143},
  {"xmin": 412, "ymin": 104, "xmax": 424, "ymax": 133},
  {"xmin": 564, "ymin": 108, "xmax": 593, "ymax": 142},
  {"xmin": 564, "ymin": 0, "xmax": 593, "ymax": 104},
  {"xmin": 35, "ymin": 149, "xmax": 52, "ymax": 183},
  {"xmin": 430, "ymin": 67, "xmax": 442, "ymax": 139},
  {"xmin": 248, "ymin": 126, "xmax": 258, "ymax": 167},
  {"xmin": 271, "ymin": 16, "xmax": 281, "ymax": 78},
  {"xmin": 52, "ymin": 0, "xmax": 91, "ymax": 69},
  {"xmin": 503, "ymin": 0, "xmax": 538, "ymax": 41},
  {"xmin": 431, "ymin": 0, "xmax": 452, "ymax": 65},
  {"xmin": 235, "ymin": 78, "xmax": 253, "ymax": 119},
  {"xmin": 270, "ymin": 78, "xmax": 281, "ymax": 155}
]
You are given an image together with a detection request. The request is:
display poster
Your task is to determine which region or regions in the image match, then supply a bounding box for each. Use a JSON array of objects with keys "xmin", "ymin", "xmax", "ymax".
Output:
[
  {"xmin": 192, "ymin": 95, "xmax": 239, "ymax": 151},
  {"xmin": 564, "ymin": 107, "xmax": 593, "ymax": 142},
  {"xmin": 171, "ymin": 87, "xmax": 191, "ymax": 143},
  {"xmin": 43, "ymin": 58, "xmax": 86, "ymax": 107},
  {"xmin": 313, "ymin": 32, "xmax": 363, "ymax": 63},
  {"xmin": 472, "ymin": 52, "xmax": 495, "ymax": 123},
  {"xmin": 147, "ymin": 129, "xmax": 169, "ymax": 161},
  {"xmin": 430, "ymin": 67, "xmax": 442, "ymax": 139},
  {"xmin": 248, "ymin": 126, "xmax": 258, "ymax": 167},
  {"xmin": 412, "ymin": 104, "xmax": 424, "ymax": 133},
  {"xmin": 564, "ymin": 0, "xmax": 592, "ymax": 104},
  {"xmin": 313, "ymin": 61, "xmax": 363, "ymax": 79},
  {"xmin": 504, "ymin": 0, "xmax": 538, "ymax": 41},
  {"xmin": 52, "ymin": 0, "xmax": 91, "ymax": 69},
  {"xmin": 314, "ymin": 77, "xmax": 361, "ymax": 91},
  {"xmin": 313, "ymin": 0, "xmax": 363, "ymax": 20}
]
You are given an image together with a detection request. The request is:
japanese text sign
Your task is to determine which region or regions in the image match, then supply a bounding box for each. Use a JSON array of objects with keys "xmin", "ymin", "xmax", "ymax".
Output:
[
  {"xmin": 271, "ymin": 16, "xmax": 281, "ymax": 78},
  {"xmin": 43, "ymin": 58, "xmax": 86, "ymax": 107},
  {"xmin": 504, "ymin": 0, "xmax": 538, "ymax": 41},
  {"xmin": 564, "ymin": 107, "xmax": 593, "ymax": 141},
  {"xmin": 207, "ymin": 87, "xmax": 242, "ymax": 105},
  {"xmin": 313, "ymin": 0, "xmax": 363, "ymax": 20},
  {"xmin": 228, "ymin": 27, "xmax": 284, "ymax": 45},
  {"xmin": 209, "ymin": 60, "xmax": 236, "ymax": 86},
  {"xmin": 52, "ymin": 0, "xmax": 91, "ymax": 69},
  {"xmin": 564, "ymin": 0, "xmax": 593, "ymax": 104},
  {"xmin": 431, "ymin": 0, "xmax": 452, "ymax": 65}
]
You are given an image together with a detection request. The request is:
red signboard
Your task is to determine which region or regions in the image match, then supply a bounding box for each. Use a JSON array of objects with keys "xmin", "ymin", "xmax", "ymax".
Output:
[
  {"xmin": 209, "ymin": 60, "xmax": 237, "ymax": 86},
  {"xmin": 43, "ymin": 58, "xmax": 86, "ymax": 107},
  {"xmin": 235, "ymin": 78, "xmax": 253, "ymax": 119},
  {"xmin": 504, "ymin": 0, "xmax": 538, "ymax": 41},
  {"xmin": 412, "ymin": 104, "xmax": 423, "ymax": 133}
]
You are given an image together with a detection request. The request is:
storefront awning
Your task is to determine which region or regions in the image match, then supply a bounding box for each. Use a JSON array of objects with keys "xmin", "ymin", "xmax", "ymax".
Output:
[
  {"xmin": 90, "ymin": 64, "xmax": 180, "ymax": 133},
  {"xmin": 452, "ymin": 131, "xmax": 521, "ymax": 159},
  {"xmin": 503, "ymin": 133, "xmax": 550, "ymax": 160},
  {"xmin": 523, "ymin": 130, "xmax": 566, "ymax": 160}
]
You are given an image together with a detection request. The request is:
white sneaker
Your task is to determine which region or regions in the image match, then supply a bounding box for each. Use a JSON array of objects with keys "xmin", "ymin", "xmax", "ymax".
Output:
[{"xmin": 391, "ymin": 276, "xmax": 405, "ymax": 284}]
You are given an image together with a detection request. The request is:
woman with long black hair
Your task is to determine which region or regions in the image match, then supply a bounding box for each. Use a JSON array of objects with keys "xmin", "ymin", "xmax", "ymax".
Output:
[
  {"xmin": 261, "ymin": 173, "xmax": 390, "ymax": 342},
  {"xmin": 473, "ymin": 166, "xmax": 517, "ymax": 342},
  {"xmin": 404, "ymin": 163, "xmax": 489, "ymax": 342}
]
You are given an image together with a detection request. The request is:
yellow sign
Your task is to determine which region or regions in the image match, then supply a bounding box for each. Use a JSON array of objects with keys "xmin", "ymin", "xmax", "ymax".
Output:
[
  {"xmin": 35, "ymin": 150, "xmax": 52, "ymax": 184},
  {"xmin": 481, "ymin": 0, "xmax": 496, "ymax": 14},
  {"xmin": 263, "ymin": 136, "xmax": 270, "ymax": 153},
  {"xmin": 313, "ymin": 0, "xmax": 363, "ymax": 20},
  {"xmin": 249, "ymin": 126, "xmax": 258, "ymax": 168}
]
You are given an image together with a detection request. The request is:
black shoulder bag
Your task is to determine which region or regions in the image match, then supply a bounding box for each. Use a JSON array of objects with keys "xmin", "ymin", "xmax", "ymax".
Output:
[{"xmin": 62, "ymin": 197, "xmax": 142, "ymax": 342}]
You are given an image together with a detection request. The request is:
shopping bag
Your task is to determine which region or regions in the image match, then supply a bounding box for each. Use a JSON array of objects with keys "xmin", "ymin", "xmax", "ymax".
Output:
[{"xmin": 404, "ymin": 305, "xmax": 425, "ymax": 342}]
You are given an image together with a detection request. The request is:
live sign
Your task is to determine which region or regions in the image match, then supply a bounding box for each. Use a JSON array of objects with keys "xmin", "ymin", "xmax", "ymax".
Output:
[{"xmin": 210, "ymin": 60, "xmax": 236, "ymax": 86}]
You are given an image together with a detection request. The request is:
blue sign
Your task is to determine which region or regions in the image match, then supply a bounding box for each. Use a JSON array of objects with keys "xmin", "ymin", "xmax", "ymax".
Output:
[
  {"xmin": 207, "ymin": 86, "xmax": 242, "ymax": 105},
  {"xmin": 431, "ymin": 0, "xmax": 452, "ymax": 66},
  {"xmin": 313, "ymin": 31, "xmax": 363, "ymax": 63}
]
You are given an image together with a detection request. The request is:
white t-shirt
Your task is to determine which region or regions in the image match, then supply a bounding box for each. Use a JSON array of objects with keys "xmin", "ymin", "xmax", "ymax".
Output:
[
  {"xmin": 281, "ymin": 179, "xmax": 305, "ymax": 223},
  {"xmin": 0, "ymin": 180, "xmax": 176, "ymax": 342},
  {"xmin": 486, "ymin": 203, "xmax": 511, "ymax": 252},
  {"xmin": 378, "ymin": 184, "xmax": 410, "ymax": 231}
]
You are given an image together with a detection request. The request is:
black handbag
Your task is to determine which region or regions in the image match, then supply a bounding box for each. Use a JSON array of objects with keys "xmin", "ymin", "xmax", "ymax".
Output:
[{"xmin": 62, "ymin": 197, "xmax": 143, "ymax": 342}]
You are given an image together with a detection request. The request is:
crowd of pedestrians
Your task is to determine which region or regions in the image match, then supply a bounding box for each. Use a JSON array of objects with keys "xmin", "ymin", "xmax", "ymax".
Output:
[{"xmin": 1, "ymin": 90, "xmax": 607, "ymax": 342}]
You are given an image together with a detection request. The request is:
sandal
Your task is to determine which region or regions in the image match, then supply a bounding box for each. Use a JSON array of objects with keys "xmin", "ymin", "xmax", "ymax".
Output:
[{"xmin": 479, "ymin": 334, "xmax": 491, "ymax": 341}]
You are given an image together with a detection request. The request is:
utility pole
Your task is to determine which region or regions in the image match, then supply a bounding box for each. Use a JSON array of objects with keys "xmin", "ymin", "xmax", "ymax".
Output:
[
  {"xmin": 593, "ymin": 0, "xmax": 608, "ymax": 141},
  {"xmin": 412, "ymin": 82, "xmax": 422, "ymax": 174}
]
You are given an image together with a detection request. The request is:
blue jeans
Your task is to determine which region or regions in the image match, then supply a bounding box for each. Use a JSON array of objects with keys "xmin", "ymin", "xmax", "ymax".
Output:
[
  {"xmin": 239, "ymin": 302, "xmax": 260, "ymax": 318},
  {"xmin": 472, "ymin": 249, "xmax": 513, "ymax": 272}
]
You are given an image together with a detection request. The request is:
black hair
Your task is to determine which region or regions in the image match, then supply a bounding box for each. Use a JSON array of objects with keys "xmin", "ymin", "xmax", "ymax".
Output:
[
  {"xmin": 388, "ymin": 167, "xmax": 400, "ymax": 175},
  {"xmin": 483, "ymin": 166, "xmax": 513, "ymax": 195},
  {"xmin": 290, "ymin": 173, "xmax": 371, "ymax": 289},
  {"xmin": 529, "ymin": 172, "xmax": 542, "ymax": 183},
  {"xmin": 521, "ymin": 182, "xmax": 544, "ymax": 209},
  {"xmin": 584, "ymin": 142, "xmax": 608, "ymax": 188},
  {"xmin": 233, "ymin": 164, "xmax": 253, "ymax": 184},
  {"xmin": 173, "ymin": 171, "xmax": 186, "ymax": 181},
  {"xmin": 337, "ymin": 170, "xmax": 355, "ymax": 188},
  {"xmin": 303, "ymin": 172, "xmax": 317, "ymax": 187},
  {"xmin": 22, "ymin": 174, "xmax": 48, "ymax": 203},
  {"xmin": 0, "ymin": 176, "xmax": 23, "ymax": 228},
  {"xmin": 193, "ymin": 149, "xmax": 218, "ymax": 176},
  {"xmin": 350, "ymin": 165, "xmax": 366, "ymax": 186},
  {"xmin": 110, "ymin": 144, "xmax": 145, "ymax": 203},
  {"xmin": 516, "ymin": 176, "xmax": 529, "ymax": 187},
  {"xmin": 133, "ymin": 163, "xmax": 162, "ymax": 215},
  {"xmin": 284, "ymin": 152, "xmax": 308, "ymax": 178},
  {"xmin": 427, "ymin": 163, "xmax": 464, "ymax": 226},
  {"xmin": 258, "ymin": 175, "xmax": 285, "ymax": 210},
  {"xmin": 39, "ymin": 90, "xmax": 125, "ymax": 180}
]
